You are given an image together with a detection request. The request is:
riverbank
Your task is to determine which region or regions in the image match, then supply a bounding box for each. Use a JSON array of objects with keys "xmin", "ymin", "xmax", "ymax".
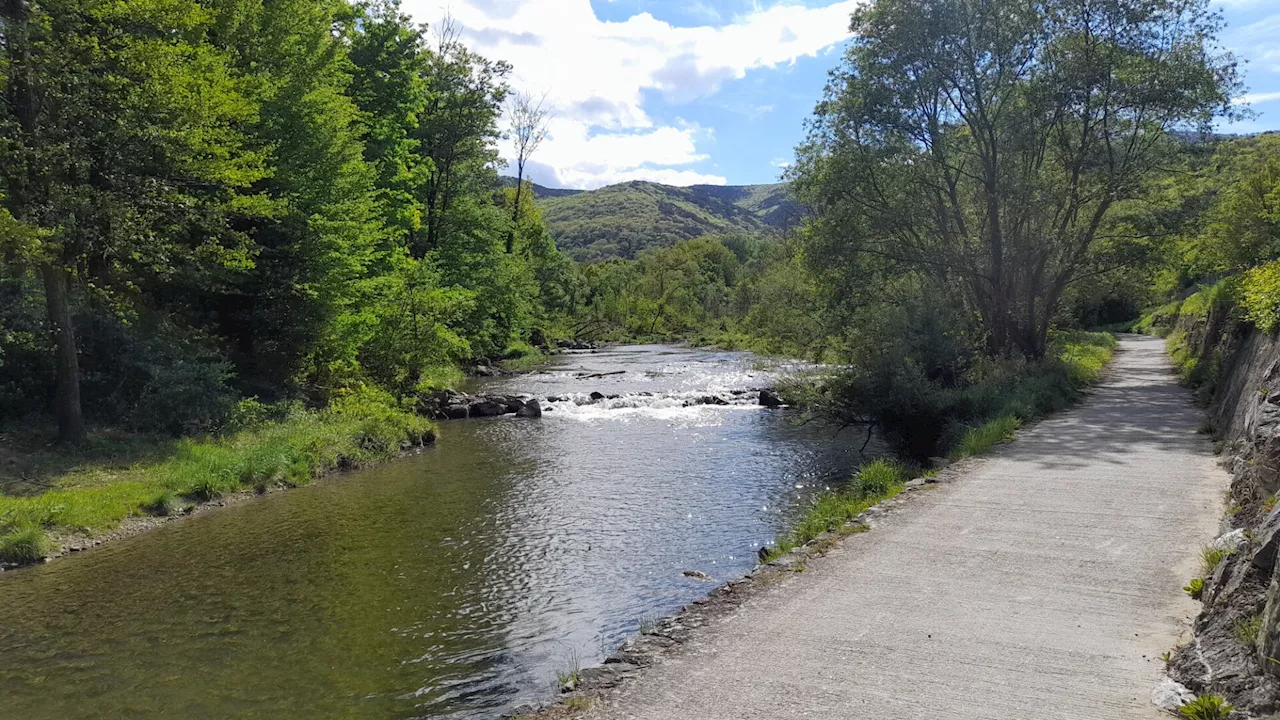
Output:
[
  {"xmin": 517, "ymin": 336, "xmax": 1223, "ymax": 719},
  {"xmin": 516, "ymin": 332, "xmax": 1120, "ymax": 718},
  {"xmin": 0, "ymin": 388, "xmax": 435, "ymax": 567}
]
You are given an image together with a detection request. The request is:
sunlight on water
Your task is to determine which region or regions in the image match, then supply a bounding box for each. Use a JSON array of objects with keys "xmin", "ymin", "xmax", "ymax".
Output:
[{"xmin": 0, "ymin": 346, "xmax": 876, "ymax": 720}]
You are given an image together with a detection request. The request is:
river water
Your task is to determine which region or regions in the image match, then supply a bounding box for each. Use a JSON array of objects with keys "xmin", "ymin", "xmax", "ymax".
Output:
[{"xmin": 0, "ymin": 346, "xmax": 873, "ymax": 720}]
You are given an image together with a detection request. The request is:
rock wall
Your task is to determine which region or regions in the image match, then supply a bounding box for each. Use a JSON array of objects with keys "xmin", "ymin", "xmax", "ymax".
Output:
[{"xmin": 1167, "ymin": 312, "xmax": 1280, "ymax": 715}]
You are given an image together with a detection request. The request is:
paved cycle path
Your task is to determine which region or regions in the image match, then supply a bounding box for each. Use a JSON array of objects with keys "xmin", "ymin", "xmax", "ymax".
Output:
[{"xmin": 585, "ymin": 335, "xmax": 1228, "ymax": 720}]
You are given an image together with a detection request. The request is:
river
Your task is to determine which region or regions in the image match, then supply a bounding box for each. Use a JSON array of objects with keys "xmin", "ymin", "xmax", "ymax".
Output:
[{"xmin": 0, "ymin": 345, "xmax": 875, "ymax": 719}]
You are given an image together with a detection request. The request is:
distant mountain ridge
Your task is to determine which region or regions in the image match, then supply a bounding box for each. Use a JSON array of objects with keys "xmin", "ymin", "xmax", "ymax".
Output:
[{"xmin": 516, "ymin": 179, "xmax": 802, "ymax": 261}]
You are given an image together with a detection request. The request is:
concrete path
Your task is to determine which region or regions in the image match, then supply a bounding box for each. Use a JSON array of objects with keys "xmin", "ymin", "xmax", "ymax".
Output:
[{"xmin": 586, "ymin": 336, "xmax": 1229, "ymax": 720}]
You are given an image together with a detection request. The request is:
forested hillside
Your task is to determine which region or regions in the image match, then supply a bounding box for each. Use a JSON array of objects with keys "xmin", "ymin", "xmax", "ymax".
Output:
[{"xmin": 537, "ymin": 181, "xmax": 800, "ymax": 260}]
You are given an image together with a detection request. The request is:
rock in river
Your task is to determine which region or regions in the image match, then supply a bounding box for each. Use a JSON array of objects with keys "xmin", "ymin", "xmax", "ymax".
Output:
[
  {"xmin": 469, "ymin": 400, "xmax": 507, "ymax": 418},
  {"xmin": 758, "ymin": 389, "xmax": 784, "ymax": 408},
  {"xmin": 516, "ymin": 399, "xmax": 543, "ymax": 418}
]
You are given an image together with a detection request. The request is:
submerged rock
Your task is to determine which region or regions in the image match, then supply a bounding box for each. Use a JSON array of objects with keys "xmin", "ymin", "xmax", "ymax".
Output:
[{"xmin": 682, "ymin": 570, "xmax": 713, "ymax": 582}]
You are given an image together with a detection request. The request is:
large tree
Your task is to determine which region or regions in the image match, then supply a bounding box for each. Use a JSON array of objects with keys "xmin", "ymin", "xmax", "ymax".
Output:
[
  {"xmin": 0, "ymin": 0, "xmax": 260, "ymax": 443},
  {"xmin": 793, "ymin": 0, "xmax": 1239, "ymax": 358}
]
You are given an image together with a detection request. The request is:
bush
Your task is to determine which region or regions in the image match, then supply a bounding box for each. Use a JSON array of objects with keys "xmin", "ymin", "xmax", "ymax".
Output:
[
  {"xmin": 814, "ymin": 331, "xmax": 1114, "ymax": 460},
  {"xmin": 1241, "ymin": 259, "xmax": 1280, "ymax": 332},
  {"xmin": 1134, "ymin": 300, "xmax": 1184, "ymax": 337}
]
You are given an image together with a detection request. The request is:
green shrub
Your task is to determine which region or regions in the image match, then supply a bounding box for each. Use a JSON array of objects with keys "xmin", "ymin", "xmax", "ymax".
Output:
[
  {"xmin": 853, "ymin": 458, "xmax": 902, "ymax": 497},
  {"xmin": 1134, "ymin": 300, "xmax": 1183, "ymax": 337},
  {"xmin": 1184, "ymin": 577, "xmax": 1205, "ymax": 599},
  {"xmin": 0, "ymin": 525, "xmax": 52, "ymax": 564},
  {"xmin": 1179, "ymin": 695, "xmax": 1233, "ymax": 720},
  {"xmin": 1241, "ymin": 260, "xmax": 1280, "ymax": 332}
]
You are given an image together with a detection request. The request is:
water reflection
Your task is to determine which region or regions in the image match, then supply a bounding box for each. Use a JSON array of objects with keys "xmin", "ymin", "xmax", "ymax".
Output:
[{"xmin": 0, "ymin": 346, "xmax": 873, "ymax": 719}]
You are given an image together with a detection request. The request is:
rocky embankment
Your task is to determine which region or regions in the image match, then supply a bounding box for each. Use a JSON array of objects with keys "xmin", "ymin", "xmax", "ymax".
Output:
[{"xmin": 1157, "ymin": 313, "xmax": 1280, "ymax": 714}]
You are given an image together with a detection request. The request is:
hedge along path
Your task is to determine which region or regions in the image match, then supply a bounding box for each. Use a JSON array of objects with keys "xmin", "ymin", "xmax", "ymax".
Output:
[{"xmin": 578, "ymin": 335, "xmax": 1227, "ymax": 720}]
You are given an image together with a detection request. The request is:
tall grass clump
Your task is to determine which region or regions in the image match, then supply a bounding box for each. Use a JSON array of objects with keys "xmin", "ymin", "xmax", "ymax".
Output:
[
  {"xmin": 0, "ymin": 524, "xmax": 53, "ymax": 565},
  {"xmin": 0, "ymin": 387, "xmax": 435, "ymax": 564},
  {"xmin": 762, "ymin": 459, "xmax": 906, "ymax": 563}
]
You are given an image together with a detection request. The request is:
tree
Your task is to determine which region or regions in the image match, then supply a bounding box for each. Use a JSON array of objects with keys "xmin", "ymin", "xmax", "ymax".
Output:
[
  {"xmin": 793, "ymin": 0, "xmax": 1239, "ymax": 358},
  {"xmin": 0, "ymin": 0, "xmax": 261, "ymax": 443},
  {"xmin": 506, "ymin": 91, "xmax": 551, "ymax": 253},
  {"xmin": 415, "ymin": 16, "xmax": 509, "ymax": 256}
]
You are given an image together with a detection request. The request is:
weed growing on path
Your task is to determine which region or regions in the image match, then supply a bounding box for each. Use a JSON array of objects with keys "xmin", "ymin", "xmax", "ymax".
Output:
[{"xmin": 1185, "ymin": 578, "xmax": 1205, "ymax": 600}]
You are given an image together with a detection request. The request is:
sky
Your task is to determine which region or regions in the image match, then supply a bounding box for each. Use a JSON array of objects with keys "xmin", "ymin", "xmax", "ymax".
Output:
[{"xmin": 401, "ymin": 0, "xmax": 1280, "ymax": 190}]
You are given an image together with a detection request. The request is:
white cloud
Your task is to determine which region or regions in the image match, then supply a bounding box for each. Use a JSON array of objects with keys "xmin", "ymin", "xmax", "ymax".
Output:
[
  {"xmin": 1235, "ymin": 91, "xmax": 1280, "ymax": 105},
  {"xmin": 404, "ymin": 0, "xmax": 863, "ymax": 188}
]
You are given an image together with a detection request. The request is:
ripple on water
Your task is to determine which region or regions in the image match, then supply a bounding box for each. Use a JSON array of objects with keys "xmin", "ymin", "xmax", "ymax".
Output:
[{"xmin": 0, "ymin": 345, "xmax": 878, "ymax": 720}]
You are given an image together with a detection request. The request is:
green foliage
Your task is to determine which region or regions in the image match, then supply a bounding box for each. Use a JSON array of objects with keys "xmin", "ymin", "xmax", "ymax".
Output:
[
  {"xmin": 1241, "ymin": 260, "xmax": 1280, "ymax": 333},
  {"xmin": 1184, "ymin": 577, "xmax": 1205, "ymax": 600},
  {"xmin": 1200, "ymin": 545, "xmax": 1232, "ymax": 576},
  {"xmin": 1234, "ymin": 616, "xmax": 1262, "ymax": 645},
  {"xmin": 762, "ymin": 460, "xmax": 906, "ymax": 563},
  {"xmin": 1179, "ymin": 695, "xmax": 1233, "ymax": 720},
  {"xmin": 0, "ymin": 0, "xmax": 579, "ymax": 443},
  {"xmin": 0, "ymin": 525, "xmax": 53, "ymax": 565},
  {"xmin": 538, "ymin": 181, "xmax": 797, "ymax": 261},
  {"xmin": 792, "ymin": 0, "xmax": 1237, "ymax": 360},
  {"xmin": 1134, "ymin": 300, "xmax": 1184, "ymax": 337},
  {"xmin": 0, "ymin": 392, "xmax": 434, "ymax": 562},
  {"xmin": 951, "ymin": 416, "xmax": 1022, "ymax": 461},
  {"xmin": 814, "ymin": 331, "xmax": 1115, "ymax": 459}
]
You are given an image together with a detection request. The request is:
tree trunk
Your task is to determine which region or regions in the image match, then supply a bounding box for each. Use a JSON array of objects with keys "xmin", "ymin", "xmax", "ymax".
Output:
[
  {"xmin": 506, "ymin": 168, "xmax": 523, "ymax": 255},
  {"xmin": 41, "ymin": 263, "xmax": 85, "ymax": 445}
]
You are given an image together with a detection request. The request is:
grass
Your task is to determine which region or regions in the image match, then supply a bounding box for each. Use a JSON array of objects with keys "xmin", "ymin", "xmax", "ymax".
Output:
[
  {"xmin": 0, "ymin": 388, "xmax": 435, "ymax": 565},
  {"xmin": 555, "ymin": 648, "xmax": 582, "ymax": 688},
  {"xmin": 761, "ymin": 459, "xmax": 906, "ymax": 563},
  {"xmin": 1179, "ymin": 695, "xmax": 1234, "ymax": 720},
  {"xmin": 1201, "ymin": 545, "xmax": 1233, "ymax": 576},
  {"xmin": 0, "ymin": 524, "xmax": 53, "ymax": 564},
  {"xmin": 950, "ymin": 414, "xmax": 1022, "ymax": 461},
  {"xmin": 1235, "ymin": 615, "xmax": 1262, "ymax": 645},
  {"xmin": 499, "ymin": 342, "xmax": 550, "ymax": 372}
]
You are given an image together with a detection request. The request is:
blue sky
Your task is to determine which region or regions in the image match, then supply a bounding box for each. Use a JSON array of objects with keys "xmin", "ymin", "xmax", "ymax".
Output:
[{"xmin": 403, "ymin": 0, "xmax": 1280, "ymax": 189}]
